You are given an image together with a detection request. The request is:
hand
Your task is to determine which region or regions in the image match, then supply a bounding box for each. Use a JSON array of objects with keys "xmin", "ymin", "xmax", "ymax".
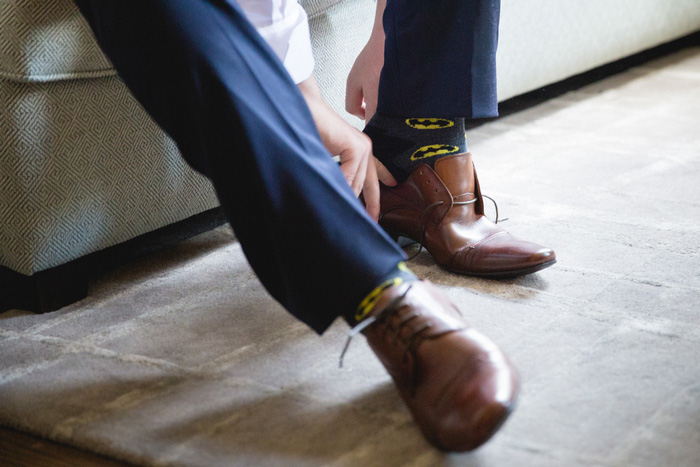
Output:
[
  {"xmin": 298, "ymin": 75, "xmax": 395, "ymax": 220},
  {"xmin": 345, "ymin": 0, "xmax": 387, "ymax": 123}
]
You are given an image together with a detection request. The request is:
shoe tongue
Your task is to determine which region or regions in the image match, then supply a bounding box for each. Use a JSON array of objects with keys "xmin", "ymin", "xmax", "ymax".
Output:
[{"xmin": 434, "ymin": 153, "xmax": 475, "ymax": 195}]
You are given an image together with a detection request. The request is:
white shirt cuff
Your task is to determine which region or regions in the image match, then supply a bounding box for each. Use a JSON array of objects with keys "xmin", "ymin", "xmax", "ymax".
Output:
[{"xmin": 239, "ymin": 0, "xmax": 315, "ymax": 84}]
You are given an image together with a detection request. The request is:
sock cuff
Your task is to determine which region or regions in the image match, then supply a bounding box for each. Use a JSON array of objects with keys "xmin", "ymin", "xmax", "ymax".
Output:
[{"xmin": 348, "ymin": 262, "xmax": 417, "ymax": 325}]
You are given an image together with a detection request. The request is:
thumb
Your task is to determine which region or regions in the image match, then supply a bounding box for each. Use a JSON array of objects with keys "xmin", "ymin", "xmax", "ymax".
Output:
[
  {"xmin": 345, "ymin": 83, "xmax": 366, "ymax": 120},
  {"xmin": 374, "ymin": 158, "xmax": 397, "ymax": 187}
]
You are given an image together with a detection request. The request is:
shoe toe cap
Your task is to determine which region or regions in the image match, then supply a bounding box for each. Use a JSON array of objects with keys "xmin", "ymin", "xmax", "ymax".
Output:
[
  {"xmin": 432, "ymin": 351, "xmax": 519, "ymax": 451},
  {"xmin": 451, "ymin": 235, "xmax": 556, "ymax": 277}
]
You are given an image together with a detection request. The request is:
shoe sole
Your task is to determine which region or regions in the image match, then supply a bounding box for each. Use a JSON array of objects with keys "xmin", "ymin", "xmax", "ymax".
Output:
[
  {"xmin": 444, "ymin": 259, "xmax": 557, "ymax": 280},
  {"xmin": 390, "ymin": 232, "xmax": 556, "ymax": 279}
]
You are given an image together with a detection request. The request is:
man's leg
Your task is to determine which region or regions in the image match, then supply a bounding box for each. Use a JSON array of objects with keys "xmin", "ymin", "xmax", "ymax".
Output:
[
  {"xmin": 361, "ymin": 0, "xmax": 556, "ymax": 278},
  {"xmin": 379, "ymin": 0, "xmax": 500, "ymax": 118},
  {"xmin": 362, "ymin": 0, "xmax": 499, "ymax": 180},
  {"xmin": 75, "ymin": 0, "xmax": 518, "ymax": 451},
  {"xmin": 74, "ymin": 0, "xmax": 406, "ymax": 333}
]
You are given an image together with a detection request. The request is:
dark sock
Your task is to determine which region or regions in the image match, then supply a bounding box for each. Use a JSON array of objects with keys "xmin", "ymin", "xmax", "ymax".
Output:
[
  {"xmin": 346, "ymin": 262, "xmax": 417, "ymax": 326},
  {"xmin": 364, "ymin": 113, "xmax": 467, "ymax": 182}
]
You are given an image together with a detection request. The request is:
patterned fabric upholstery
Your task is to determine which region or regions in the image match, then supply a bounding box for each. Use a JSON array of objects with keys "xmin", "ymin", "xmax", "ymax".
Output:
[
  {"xmin": 301, "ymin": 0, "xmax": 345, "ymax": 18},
  {"xmin": 0, "ymin": 0, "xmax": 114, "ymax": 82},
  {"xmin": 0, "ymin": 77, "xmax": 220, "ymax": 275},
  {"xmin": 0, "ymin": 0, "xmax": 219, "ymax": 275},
  {"xmin": 0, "ymin": 0, "xmax": 342, "ymax": 82}
]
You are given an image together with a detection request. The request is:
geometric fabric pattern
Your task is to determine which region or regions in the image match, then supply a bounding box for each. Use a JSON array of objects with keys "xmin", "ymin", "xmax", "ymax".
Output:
[
  {"xmin": 0, "ymin": 0, "xmax": 342, "ymax": 83},
  {"xmin": 302, "ymin": 0, "xmax": 345, "ymax": 18},
  {"xmin": 0, "ymin": 0, "xmax": 115, "ymax": 82},
  {"xmin": 0, "ymin": 76, "xmax": 219, "ymax": 275}
]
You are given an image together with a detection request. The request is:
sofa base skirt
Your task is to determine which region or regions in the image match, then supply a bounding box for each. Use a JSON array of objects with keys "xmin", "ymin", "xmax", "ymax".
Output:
[{"xmin": 0, "ymin": 208, "xmax": 227, "ymax": 314}]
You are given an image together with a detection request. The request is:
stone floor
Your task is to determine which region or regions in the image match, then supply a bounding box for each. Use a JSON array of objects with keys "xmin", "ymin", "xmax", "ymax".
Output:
[{"xmin": 1, "ymin": 47, "xmax": 699, "ymax": 466}]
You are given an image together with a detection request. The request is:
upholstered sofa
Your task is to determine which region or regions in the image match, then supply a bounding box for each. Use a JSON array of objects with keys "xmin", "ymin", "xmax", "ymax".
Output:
[
  {"xmin": 0, "ymin": 0, "xmax": 222, "ymax": 312},
  {"xmin": 2, "ymin": 0, "xmax": 699, "ymax": 312}
]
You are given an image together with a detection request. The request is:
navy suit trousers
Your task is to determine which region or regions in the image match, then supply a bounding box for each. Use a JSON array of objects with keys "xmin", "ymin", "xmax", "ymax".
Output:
[
  {"xmin": 381, "ymin": 0, "xmax": 501, "ymax": 118},
  {"xmin": 74, "ymin": 0, "xmax": 500, "ymax": 333}
]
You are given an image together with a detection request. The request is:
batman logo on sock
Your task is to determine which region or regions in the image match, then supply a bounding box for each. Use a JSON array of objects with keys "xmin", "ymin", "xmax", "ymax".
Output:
[
  {"xmin": 405, "ymin": 118, "xmax": 455, "ymax": 130},
  {"xmin": 410, "ymin": 144, "xmax": 460, "ymax": 161}
]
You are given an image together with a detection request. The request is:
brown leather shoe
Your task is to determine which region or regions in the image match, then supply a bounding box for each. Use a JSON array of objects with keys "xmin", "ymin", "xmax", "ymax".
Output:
[
  {"xmin": 379, "ymin": 152, "xmax": 555, "ymax": 278},
  {"xmin": 356, "ymin": 280, "xmax": 519, "ymax": 451}
]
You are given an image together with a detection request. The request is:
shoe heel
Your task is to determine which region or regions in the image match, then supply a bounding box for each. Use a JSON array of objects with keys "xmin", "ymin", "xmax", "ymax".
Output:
[
  {"xmin": 383, "ymin": 227, "xmax": 403, "ymax": 243},
  {"xmin": 385, "ymin": 229, "xmax": 401, "ymax": 243},
  {"xmin": 384, "ymin": 229, "xmax": 415, "ymax": 248}
]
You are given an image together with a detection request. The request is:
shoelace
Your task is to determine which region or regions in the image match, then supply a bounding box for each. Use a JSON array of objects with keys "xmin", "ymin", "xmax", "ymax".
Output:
[
  {"xmin": 388, "ymin": 193, "xmax": 501, "ymax": 261},
  {"xmin": 340, "ymin": 284, "xmax": 457, "ymax": 395},
  {"xmin": 339, "ymin": 285, "xmax": 413, "ymax": 368}
]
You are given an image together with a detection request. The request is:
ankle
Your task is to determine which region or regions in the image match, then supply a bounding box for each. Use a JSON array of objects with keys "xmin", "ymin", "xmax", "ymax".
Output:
[
  {"xmin": 364, "ymin": 113, "xmax": 467, "ymax": 182},
  {"xmin": 345, "ymin": 262, "xmax": 417, "ymax": 327}
]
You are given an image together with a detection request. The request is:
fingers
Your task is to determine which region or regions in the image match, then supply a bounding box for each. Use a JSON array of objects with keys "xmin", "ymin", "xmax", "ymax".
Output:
[
  {"xmin": 339, "ymin": 146, "xmax": 367, "ymax": 196},
  {"xmin": 339, "ymin": 153, "xmax": 359, "ymax": 194},
  {"xmin": 374, "ymin": 158, "xmax": 397, "ymax": 187},
  {"xmin": 340, "ymin": 148, "xmax": 381, "ymax": 220},
  {"xmin": 363, "ymin": 155, "xmax": 381, "ymax": 220},
  {"xmin": 352, "ymin": 150, "xmax": 368, "ymax": 195}
]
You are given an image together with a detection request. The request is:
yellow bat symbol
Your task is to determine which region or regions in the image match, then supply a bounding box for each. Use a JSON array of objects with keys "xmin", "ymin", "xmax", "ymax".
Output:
[
  {"xmin": 410, "ymin": 144, "xmax": 460, "ymax": 161},
  {"xmin": 405, "ymin": 118, "xmax": 455, "ymax": 130}
]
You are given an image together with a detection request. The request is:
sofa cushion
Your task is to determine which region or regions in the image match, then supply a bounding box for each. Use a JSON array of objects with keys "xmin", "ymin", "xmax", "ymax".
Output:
[
  {"xmin": 0, "ymin": 0, "xmax": 342, "ymax": 83},
  {"xmin": 0, "ymin": 0, "xmax": 114, "ymax": 82}
]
